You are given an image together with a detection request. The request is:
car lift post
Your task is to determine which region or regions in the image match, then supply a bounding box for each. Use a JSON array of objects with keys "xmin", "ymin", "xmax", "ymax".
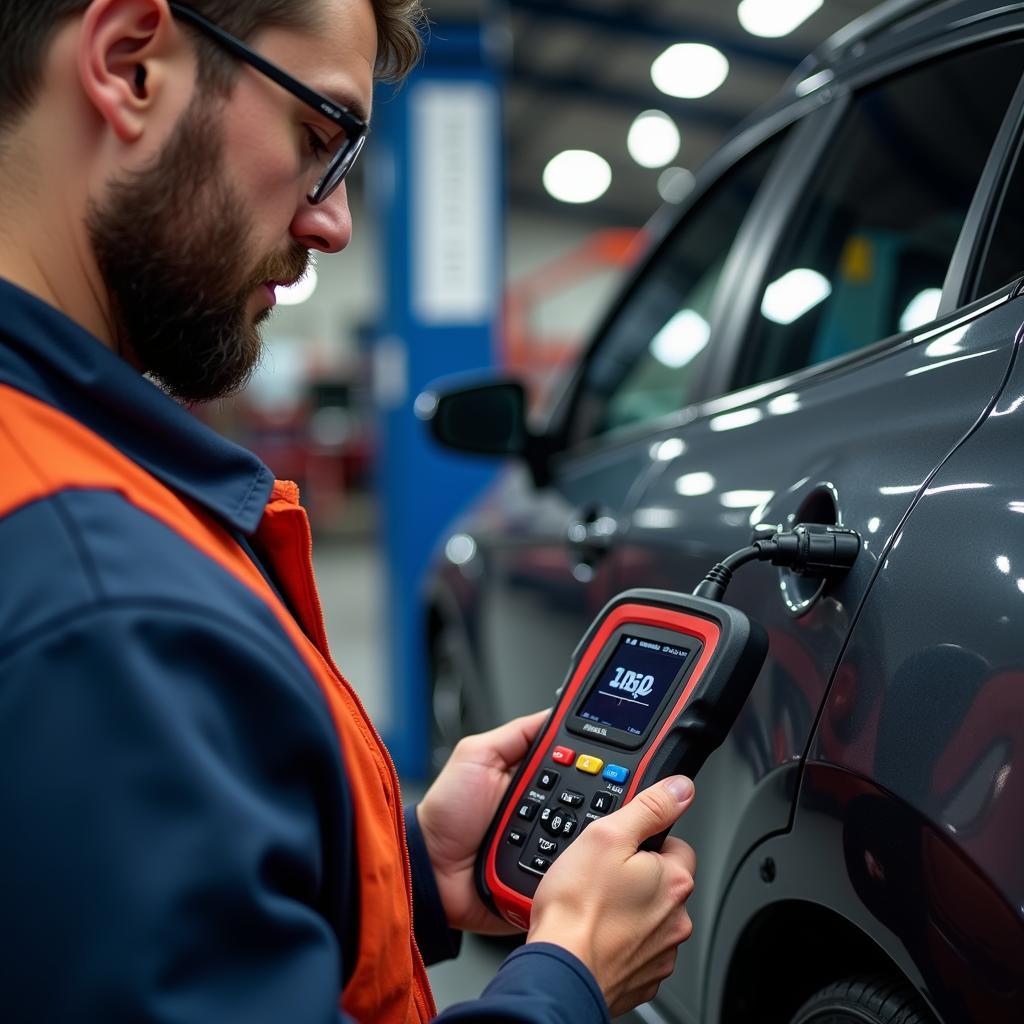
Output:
[{"xmin": 367, "ymin": 20, "xmax": 504, "ymax": 778}]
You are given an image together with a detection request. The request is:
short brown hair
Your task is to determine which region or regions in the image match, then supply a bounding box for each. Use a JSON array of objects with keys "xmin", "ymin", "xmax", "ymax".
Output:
[{"xmin": 0, "ymin": 0, "xmax": 424, "ymax": 134}]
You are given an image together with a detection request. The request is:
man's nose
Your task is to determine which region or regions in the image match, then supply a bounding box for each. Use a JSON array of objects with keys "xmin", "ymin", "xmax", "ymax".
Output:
[{"xmin": 290, "ymin": 182, "xmax": 353, "ymax": 254}]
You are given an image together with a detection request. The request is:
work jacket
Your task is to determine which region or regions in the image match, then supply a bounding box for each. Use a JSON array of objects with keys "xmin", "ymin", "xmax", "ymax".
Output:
[{"xmin": 0, "ymin": 278, "xmax": 609, "ymax": 1024}]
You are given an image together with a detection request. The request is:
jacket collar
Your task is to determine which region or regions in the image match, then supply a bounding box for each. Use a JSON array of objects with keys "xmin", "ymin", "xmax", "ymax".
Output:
[{"xmin": 0, "ymin": 277, "xmax": 274, "ymax": 534}]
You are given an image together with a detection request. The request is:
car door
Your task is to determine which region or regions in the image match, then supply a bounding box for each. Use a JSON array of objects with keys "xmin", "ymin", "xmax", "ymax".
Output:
[
  {"xmin": 792, "ymin": 96, "xmax": 1024, "ymax": 1024},
  {"xmin": 603, "ymin": 33, "xmax": 1024, "ymax": 1024},
  {"xmin": 468, "ymin": 122, "xmax": 801, "ymax": 728}
]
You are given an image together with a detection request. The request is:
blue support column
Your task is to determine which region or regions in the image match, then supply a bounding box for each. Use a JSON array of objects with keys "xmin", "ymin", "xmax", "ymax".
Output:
[{"xmin": 368, "ymin": 25, "xmax": 503, "ymax": 779}]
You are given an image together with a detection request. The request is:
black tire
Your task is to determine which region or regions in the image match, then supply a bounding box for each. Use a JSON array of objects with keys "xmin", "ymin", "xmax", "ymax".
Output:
[
  {"xmin": 790, "ymin": 975, "xmax": 936, "ymax": 1024},
  {"xmin": 428, "ymin": 626, "xmax": 474, "ymax": 775}
]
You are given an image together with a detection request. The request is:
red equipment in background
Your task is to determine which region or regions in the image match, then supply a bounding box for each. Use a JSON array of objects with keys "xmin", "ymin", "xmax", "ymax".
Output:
[{"xmin": 501, "ymin": 228, "xmax": 645, "ymax": 406}]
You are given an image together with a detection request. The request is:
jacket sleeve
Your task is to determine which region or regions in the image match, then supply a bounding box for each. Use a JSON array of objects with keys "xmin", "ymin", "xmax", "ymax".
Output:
[
  {"xmin": 0, "ymin": 601, "xmax": 354, "ymax": 1023},
  {"xmin": 403, "ymin": 804, "xmax": 463, "ymax": 965},
  {"xmin": 435, "ymin": 943, "xmax": 610, "ymax": 1024}
]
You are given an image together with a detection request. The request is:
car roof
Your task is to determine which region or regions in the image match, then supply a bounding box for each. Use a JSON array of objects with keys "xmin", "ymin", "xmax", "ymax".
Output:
[{"xmin": 794, "ymin": 0, "xmax": 1016, "ymax": 85}]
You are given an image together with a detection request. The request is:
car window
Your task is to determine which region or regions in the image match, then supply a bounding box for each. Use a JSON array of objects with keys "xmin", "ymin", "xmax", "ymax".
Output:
[
  {"xmin": 973, "ymin": 128, "xmax": 1024, "ymax": 299},
  {"xmin": 735, "ymin": 40, "xmax": 1024, "ymax": 389},
  {"xmin": 568, "ymin": 133, "xmax": 788, "ymax": 445}
]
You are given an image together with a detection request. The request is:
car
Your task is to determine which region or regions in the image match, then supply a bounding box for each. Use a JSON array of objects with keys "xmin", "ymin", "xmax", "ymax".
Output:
[{"xmin": 419, "ymin": 1, "xmax": 1024, "ymax": 1022}]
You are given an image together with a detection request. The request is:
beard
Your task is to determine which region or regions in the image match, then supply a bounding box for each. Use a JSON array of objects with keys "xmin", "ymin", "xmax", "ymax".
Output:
[{"xmin": 86, "ymin": 95, "xmax": 309, "ymax": 403}]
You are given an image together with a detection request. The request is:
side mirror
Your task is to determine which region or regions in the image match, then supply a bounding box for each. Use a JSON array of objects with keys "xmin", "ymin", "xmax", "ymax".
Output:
[
  {"xmin": 416, "ymin": 376, "xmax": 555, "ymax": 486},
  {"xmin": 416, "ymin": 378, "xmax": 528, "ymax": 456}
]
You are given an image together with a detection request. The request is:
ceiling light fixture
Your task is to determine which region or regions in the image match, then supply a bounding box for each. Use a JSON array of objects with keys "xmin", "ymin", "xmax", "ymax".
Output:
[
  {"xmin": 651, "ymin": 43, "xmax": 729, "ymax": 99},
  {"xmin": 737, "ymin": 0, "xmax": 823, "ymax": 39},
  {"xmin": 627, "ymin": 110, "xmax": 681, "ymax": 168},
  {"xmin": 899, "ymin": 288, "xmax": 942, "ymax": 332},
  {"xmin": 650, "ymin": 309, "xmax": 710, "ymax": 368},
  {"xmin": 761, "ymin": 268, "xmax": 831, "ymax": 324},
  {"xmin": 543, "ymin": 150, "xmax": 612, "ymax": 204}
]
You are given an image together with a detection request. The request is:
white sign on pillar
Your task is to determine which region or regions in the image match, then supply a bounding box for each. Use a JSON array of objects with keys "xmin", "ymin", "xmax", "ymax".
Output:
[{"xmin": 410, "ymin": 80, "xmax": 499, "ymax": 325}]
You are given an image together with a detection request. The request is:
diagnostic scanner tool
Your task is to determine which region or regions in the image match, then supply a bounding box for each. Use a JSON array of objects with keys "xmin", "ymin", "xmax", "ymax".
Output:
[
  {"xmin": 475, "ymin": 525, "xmax": 860, "ymax": 928},
  {"xmin": 476, "ymin": 589, "xmax": 767, "ymax": 928}
]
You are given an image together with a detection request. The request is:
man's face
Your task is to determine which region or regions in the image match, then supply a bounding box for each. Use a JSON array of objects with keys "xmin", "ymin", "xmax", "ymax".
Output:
[{"xmin": 87, "ymin": 0, "xmax": 377, "ymax": 403}]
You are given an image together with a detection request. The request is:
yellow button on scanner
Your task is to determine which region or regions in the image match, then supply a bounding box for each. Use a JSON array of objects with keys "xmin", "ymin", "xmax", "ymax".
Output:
[{"xmin": 575, "ymin": 754, "xmax": 604, "ymax": 775}]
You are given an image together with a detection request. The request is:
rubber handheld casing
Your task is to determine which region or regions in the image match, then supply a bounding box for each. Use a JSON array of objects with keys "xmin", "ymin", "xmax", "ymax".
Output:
[{"xmin": 474, "ymin": 588, "xmax": 768, "ymax": 928}]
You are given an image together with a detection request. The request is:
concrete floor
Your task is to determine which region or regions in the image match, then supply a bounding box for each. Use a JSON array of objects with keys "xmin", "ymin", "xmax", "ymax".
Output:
[{"xmin": 313, "ymin": 536, "xmax": 512, "ymax": 1010}]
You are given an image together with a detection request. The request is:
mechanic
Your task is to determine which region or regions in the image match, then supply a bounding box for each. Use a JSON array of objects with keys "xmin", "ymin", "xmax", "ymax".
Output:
[{"xmin": 0, "ymin": 1, "xmax": 698, "ymax": 1021}]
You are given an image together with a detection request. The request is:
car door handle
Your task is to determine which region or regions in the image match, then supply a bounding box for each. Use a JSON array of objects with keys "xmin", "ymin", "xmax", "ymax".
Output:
[{"xmin": 567, "ymin": 507, "xmax": 619, "ymax": 566}]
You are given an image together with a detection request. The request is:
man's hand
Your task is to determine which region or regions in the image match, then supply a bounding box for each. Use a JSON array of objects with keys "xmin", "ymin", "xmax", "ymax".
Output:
[
  {"xmin": 416, "ymin": 708, "xmax": 549, "ymax": 934},
  {"xmin": 527, "ymin": 776, "xmax": 697, "ymax": 1017}
]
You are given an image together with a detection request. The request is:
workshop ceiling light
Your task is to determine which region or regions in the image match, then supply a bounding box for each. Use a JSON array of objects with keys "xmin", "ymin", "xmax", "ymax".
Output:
[
  {"xmin": 675, "ymin": 471, "xmax": 716, "ymax": 497},
  {"xmin": 658, "ymin": 166, "xmax": 696, "ymax": 203},
  {"xmin": 761, "ymin": 268, "xmax": 831, "ymax": 324},
  {"xmin": 738, "ymin": 0, "xmax": 823, "ymax": 39},
  {"xmin": 277, "ymin": 267, "xmax": 319, "ymax": 306},
  {"xmin": 627, "ymin": 110, "xmax": 681, "ymax": 168},
  {"xmin": 543, "ymin": 150, "xmax": 612, "ymax": 204},
  {"xmin": 899, "ymin": 287, "xmax": 942, "ymax": 332},
  {"xmin": 651, "ymin": 43, "xmax": 729, "ymax": 99},
  {"xmin": 650, "ymin": 309, "xmax": 710, "ymax": 368}
]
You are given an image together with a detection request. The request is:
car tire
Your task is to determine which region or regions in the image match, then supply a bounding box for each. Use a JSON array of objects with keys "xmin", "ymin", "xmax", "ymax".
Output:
[
  {"xmin": 790, "ymin": 976, "xmax": 936, "ymax": 1024},
  {"xmin": 429, "ymin": 625, "xmax": 475, "ymax": 775}
]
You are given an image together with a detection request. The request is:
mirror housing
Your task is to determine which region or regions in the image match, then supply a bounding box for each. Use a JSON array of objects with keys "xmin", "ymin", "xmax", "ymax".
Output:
[{"xmin": 416, "ymin": 376, "xmax": 554, "ymax": 485}]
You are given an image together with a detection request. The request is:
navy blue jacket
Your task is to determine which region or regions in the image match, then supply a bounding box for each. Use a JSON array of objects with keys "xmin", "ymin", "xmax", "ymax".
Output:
[{"xmin": 0, "ymin": 279, "xmax": 609, "ymax": 1024}]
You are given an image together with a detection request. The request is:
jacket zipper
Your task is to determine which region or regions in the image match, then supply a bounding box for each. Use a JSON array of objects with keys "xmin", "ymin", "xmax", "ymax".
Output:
[{"xmin": 291, "ymin": 510, "xmax": 434, "ymax": 1013}]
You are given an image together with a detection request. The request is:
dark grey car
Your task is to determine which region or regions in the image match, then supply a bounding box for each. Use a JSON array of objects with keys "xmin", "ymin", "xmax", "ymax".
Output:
[{"xmin": 421, "ymin": 2, "xmax": 1024, "ymax": 1021}]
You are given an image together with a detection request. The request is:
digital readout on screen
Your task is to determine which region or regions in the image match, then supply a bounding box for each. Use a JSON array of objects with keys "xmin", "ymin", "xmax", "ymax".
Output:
[{"xmin": 576, "ymin": 634, "xmax": 691, "ymax": 737}]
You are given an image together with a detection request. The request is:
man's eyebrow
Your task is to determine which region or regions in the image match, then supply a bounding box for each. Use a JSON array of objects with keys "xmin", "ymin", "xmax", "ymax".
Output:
[{"xmin": 319, "ymin": 87, "xmax": 371, "ymax": 126}]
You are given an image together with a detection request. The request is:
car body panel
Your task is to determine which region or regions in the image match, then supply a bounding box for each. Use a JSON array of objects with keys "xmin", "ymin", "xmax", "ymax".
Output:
[
  {"xmin": 808, "ymin": 325, "xmax": 1024, "ymax": 921},
  {"xmin": 702, "ymin": 765, "xmax": 1024, "ymax": 1024}
]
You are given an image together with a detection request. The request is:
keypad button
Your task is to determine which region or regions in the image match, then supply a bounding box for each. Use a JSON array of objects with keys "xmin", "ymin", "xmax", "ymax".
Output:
[
  {"xmin": 517, "ymin": 801, "xmax": 539, "ymax": 821},
  {"xmin": 506, "ymin": 828, "xmax": 526, "ymax": 846},
  {"xmin": 590, "ymin": 792, "xmax": 617, "ymax": 814},
  {"xmin": 559, "ymin": 789, "xmax": 584, "ymax": 808},
  {"xmin": 529, "ymin": 855, "xmax": 552, "ymax": 874},
  {"xmin": 543, "ymin": 808, "xmax": 575, "ymax": 836},
  {"xmin": 551, "ymin": 746, "xmax": 576, "ymax": 766},
  {"xmin": 602, "ymin": 764, "xmax": 630, "ymax": 784},
  {"xmin": 537, "ymin": 769, "xmax": 559, "ymax": 791},
  {"xmin": 576, "ymin": 754, "xmax": 604, "ymax": 775},
  {"xmin": 537, "ymin": 837, "xmax": 558, "ymax": 855}
]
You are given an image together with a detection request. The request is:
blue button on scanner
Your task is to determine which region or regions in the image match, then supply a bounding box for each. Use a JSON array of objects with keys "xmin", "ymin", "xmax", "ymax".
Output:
[{"xmin": 602, "ymin": 764, "xmax": 629, "ymax": 784}]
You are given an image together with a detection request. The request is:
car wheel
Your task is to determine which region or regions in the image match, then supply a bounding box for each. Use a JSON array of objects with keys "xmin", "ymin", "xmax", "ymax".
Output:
[
  {"xmin": 790, "ymin": 976, "xmax": 936, "ymax": 1024},
  {"xmin": 429, "ymin": 625, "xmax": 473, "ymax": 774}
]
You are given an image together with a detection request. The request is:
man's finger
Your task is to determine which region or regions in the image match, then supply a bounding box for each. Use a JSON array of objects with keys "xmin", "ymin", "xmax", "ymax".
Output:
[
  {"xmin": 465, "ymin": 708, "xmax": 551, "ymax": 768},
  {"xmin": 607, "ymin": 776, "xmax": 695, "ymax": 846},
  {"xmin": 661, "ymin": 836, "xmax": 697, "ymax": 878}
]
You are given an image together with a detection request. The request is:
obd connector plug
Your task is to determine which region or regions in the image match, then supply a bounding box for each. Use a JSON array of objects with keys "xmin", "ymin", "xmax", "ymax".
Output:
[{"xmin": 693, "ymin": 524, "xmax": 861, "ymax": 602}]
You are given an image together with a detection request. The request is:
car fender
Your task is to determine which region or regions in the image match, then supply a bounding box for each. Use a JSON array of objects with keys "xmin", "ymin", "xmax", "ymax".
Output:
[{"xmin": 701, "ymin": 762, "xmax": 1024, "ymax": 1024}]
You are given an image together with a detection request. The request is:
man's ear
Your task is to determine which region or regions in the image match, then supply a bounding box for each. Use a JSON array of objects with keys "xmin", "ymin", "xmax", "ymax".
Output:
[{"xmin": 77, "ymin": 0, "xmax": 185, "ymax": 143}]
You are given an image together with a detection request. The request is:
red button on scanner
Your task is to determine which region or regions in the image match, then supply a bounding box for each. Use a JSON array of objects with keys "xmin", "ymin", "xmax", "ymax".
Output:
[{"xmin": 551, "ymin": 745, "xmax": 576, "ymax": 766}]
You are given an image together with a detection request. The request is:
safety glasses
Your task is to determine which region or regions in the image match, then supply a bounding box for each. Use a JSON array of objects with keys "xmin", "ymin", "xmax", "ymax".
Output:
[{"xmin": 169, "ymin": 2, "xmax": 368, "ymax": 204}]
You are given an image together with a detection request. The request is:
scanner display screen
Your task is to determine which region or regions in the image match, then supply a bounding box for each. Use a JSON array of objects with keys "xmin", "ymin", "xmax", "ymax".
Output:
[{"xmin": 576, "ymin": 634, "xmax": 692, "ymax": 737}]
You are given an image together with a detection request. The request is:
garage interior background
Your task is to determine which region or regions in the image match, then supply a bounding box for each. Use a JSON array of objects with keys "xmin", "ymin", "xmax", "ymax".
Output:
[{"xmin": 201, "ymin": 0, "xmax": 882, "ymax": 1008}]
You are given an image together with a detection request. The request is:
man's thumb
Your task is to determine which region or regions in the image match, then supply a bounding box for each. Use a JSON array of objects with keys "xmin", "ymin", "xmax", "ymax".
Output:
[{"xmin": 616, "ymin": 776, "xmax": 694, "ymax": 843}]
